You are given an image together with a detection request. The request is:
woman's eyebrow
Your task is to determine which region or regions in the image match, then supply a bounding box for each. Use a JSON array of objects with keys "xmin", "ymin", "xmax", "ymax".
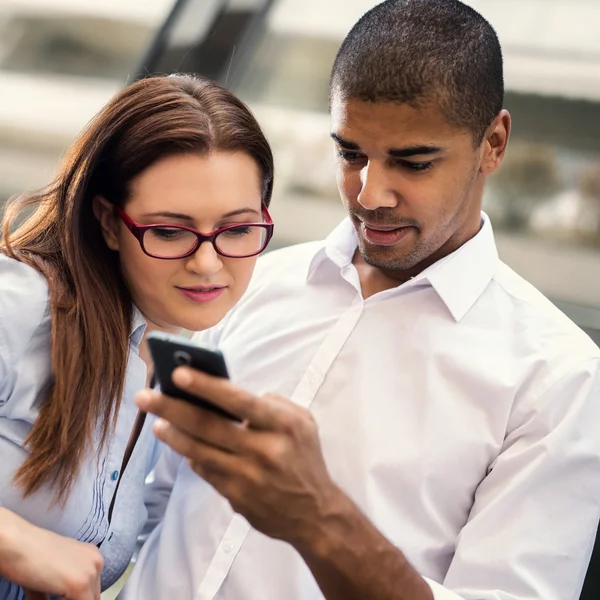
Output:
[
  {"xmin": 142, "ymin": 207, "xmax": 260, "ymax": 221},
  {"xmin": 142, "ymin": 211, "xmax": 193, "ymax": 221},
  {"xmin": 221, "ymin": 208, "xmax": 261, "ymax": 218}
]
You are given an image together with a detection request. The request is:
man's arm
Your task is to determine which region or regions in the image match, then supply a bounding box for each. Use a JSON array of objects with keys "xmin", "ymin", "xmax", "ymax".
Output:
[
  {"xmin": 136, "ymin": 368, "xmax": 433, "ymax": 600},
  {"xmin": 428, "ymin": 357, "xmax": 600, "ymax": 599},
  {"xmin": 136, "ymin": 357, "xmax": 600, "ymax": 600},
  {"xmin": 294, "ymin": 489, "xmax": 433, "ymax": 600}
]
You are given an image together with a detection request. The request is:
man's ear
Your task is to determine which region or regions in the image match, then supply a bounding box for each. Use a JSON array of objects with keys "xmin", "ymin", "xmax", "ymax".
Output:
[
  {"xmin": 93, "ymin": 196, "xmax": 120, "ymax": 251},
  {"xmin": 480, "ymin": 109, "xmax": 511, "ymax": 176}
]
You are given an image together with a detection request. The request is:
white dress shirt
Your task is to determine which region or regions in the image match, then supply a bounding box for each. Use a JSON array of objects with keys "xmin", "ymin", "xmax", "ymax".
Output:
[
  {"xmin": 0, "ymin": 254, "xmax": 161, "ymax": 598},
  {"xmin": 121, "ymin": 214, "xmax": 600, "ymax": 600}
]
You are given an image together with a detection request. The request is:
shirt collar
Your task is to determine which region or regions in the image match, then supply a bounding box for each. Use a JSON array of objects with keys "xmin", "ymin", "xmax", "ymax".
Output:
[
  {"xmin": 307, "ymin": 213, "xmax": 499, "ymax": 322},
  {"xmin": 419, "ymin": 214, "xmax": 499, "ymax": 321},
  {"xmin": 130, "ymin": 305, "xmax": 147, "ymax": 348},
  {"xmin": 306, "ymin": 218, "xmax": 357, "ymax": 279}
]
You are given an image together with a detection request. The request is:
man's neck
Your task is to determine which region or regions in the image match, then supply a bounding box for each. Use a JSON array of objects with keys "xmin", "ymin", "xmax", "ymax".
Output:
[
  {"xmin": 352, "ymin": 251, "xmax": 413, "ymax": 299},
  {"xmin": 352, "ymin": 215, "xmax": 484, "ymax": 300}
]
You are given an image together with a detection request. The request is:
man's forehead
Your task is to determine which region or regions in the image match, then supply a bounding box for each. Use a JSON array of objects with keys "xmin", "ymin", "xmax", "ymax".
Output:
[{"xmin": 330, "ymin": 95, "xmax": 470, "ymax": 148}]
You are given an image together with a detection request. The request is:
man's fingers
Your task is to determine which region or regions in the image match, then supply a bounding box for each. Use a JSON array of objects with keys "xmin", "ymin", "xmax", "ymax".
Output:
[
  {"xmin": 173, "ymin": 368, "xmax": 266, "ymax": 425},
  {"xmin": 170, "ymin": 367, "xmax": 298, "ymax": 431},
  {"xmin": 153, "ymin": 418, "xmax": 242, "ymax": 477},
  {"xmin": 23, "ymin": 590, "xmax": 49, "ymax": 600},
  {"xmin": 136, "ymin": 388, "xmax": 249, "ymax": 452}
]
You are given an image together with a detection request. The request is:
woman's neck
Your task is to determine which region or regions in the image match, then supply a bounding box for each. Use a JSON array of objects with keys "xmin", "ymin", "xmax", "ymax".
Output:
[{"xmin": 138, "ymin": 315, "xmax": 183, "ymax": 388}]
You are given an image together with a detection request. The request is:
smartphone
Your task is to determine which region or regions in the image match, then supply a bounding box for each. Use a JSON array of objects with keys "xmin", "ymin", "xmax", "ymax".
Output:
[{"xmin": 146, "ymin": 331, "xmax": 239, "ymax": 421}]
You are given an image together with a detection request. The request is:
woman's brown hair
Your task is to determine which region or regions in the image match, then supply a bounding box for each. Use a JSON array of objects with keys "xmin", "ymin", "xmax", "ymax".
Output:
[{"xmin": 0, "ymin": 74, "xmax": 274, "ymax": 502}]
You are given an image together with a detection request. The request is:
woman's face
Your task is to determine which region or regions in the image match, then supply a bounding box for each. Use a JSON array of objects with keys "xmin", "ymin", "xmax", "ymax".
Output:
[{"xmin": 95, "ymin": 151, "xmax": 266, "ymax": 333}]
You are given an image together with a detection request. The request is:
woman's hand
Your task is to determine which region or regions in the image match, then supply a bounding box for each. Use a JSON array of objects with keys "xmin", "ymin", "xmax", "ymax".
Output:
[{"xmin": 0, "ymin": 508, "xmax": 103, "ymax": 600}]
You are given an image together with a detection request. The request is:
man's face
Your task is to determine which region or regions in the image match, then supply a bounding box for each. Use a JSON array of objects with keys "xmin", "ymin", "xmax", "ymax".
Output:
[{"xmin": 330, "ymin": 93, "xmax": 498, "ymax": 278}]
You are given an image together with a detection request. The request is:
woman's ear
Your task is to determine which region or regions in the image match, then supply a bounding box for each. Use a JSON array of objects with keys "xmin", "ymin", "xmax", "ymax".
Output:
[{"xmin": 93, "ymin": 196, "xmax": 120, "ymax": 251}]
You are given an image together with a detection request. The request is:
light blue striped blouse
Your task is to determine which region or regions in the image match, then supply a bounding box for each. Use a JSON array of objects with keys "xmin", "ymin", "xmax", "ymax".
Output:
[{"xmin": 0, "ymin": 253, "xmax": 161, "ymax": 599}]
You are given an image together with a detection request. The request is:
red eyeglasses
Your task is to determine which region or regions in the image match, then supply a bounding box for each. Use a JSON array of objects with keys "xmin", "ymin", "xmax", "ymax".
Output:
[{"xmin": 116, "ymin": 206, "xmax": 274, "ymax": 260}]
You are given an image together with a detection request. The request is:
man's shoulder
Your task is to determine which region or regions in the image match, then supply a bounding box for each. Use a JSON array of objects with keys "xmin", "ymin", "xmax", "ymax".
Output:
[
  {"xmin": 193, "ymin": 241, "xmax": 325, "ymax": 347},
  {"xmin": 250, "ymin": 240, "xmax": 325, "ymax": 289},
  {"xmin": 491, "ymin": 260, "xmax": 599, "ymax": 357}
]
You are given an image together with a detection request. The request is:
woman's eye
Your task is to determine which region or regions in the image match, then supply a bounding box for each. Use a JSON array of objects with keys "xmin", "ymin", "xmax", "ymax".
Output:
[
  {"xmin": 222, "ymin": 225, "xmax": 252, "ymax": 237},
  {"xmin": 150, "ymin": 227, "xmax": 186, "ymax": 240}
]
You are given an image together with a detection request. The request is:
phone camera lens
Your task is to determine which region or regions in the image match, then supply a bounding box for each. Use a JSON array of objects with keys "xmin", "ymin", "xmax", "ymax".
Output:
[{"xmin": 174, "ymin": 351, "xmax": 192, "ymax": 366}]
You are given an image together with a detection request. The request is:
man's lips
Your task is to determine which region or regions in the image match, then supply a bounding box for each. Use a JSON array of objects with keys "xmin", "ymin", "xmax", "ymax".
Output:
[
  {"xmin": 359, "ymin": 221, "xmax": 417, "ymax": 247},
  {"xmin": 362, "ymin": 223, "xmax": 411, "ymax": 231},
  {"xmin": 358, "ymin": 218, "xmax": 418, "ymax": 232}
]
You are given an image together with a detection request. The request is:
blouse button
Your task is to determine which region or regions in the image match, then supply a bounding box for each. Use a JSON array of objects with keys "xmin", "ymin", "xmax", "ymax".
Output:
[{"xmin": 111, "ymin": 470, "xmax": 119, "ymax": 481}]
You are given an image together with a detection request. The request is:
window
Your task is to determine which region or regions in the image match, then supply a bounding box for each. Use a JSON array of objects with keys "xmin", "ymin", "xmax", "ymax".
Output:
[
  {"xmin": 226, "ymin": 0, "xmax": 600, "ymax": 317},
  {"xmin": 0, "ymin": 0, "xmax": 176, "ymax": 205},
  {"xmin": 0, "ymin": 14, "xmax": 153, "ymax": 79}
]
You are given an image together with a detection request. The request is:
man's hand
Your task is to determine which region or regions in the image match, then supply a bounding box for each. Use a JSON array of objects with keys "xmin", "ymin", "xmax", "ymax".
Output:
[
  {"xmin": 136, "ymin": 368, "xmax": 432, "ymax": 600},
  {"xmin": 0, "ymin": 508, "xmax": 102, "ymax": 600},
  {"xmin": 135, "ymin": 367, "xmax": 342, "ymax": 545}
]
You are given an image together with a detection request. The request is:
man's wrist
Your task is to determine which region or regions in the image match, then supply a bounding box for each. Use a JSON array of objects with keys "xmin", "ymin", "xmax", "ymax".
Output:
[
  {"xmin": 289, "ymin": 488, "xmax": 434, "ymax": 600},
  {"xmin": 292, "ymin": 484, "xmax": 360, "ymax": 559}
]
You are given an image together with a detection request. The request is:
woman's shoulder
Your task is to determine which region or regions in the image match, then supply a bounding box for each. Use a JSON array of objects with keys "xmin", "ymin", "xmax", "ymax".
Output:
[
  {"xmin": 0, "ymin": 253, "xmax": 50, "ymax": 363},
  {"xmin": 0, "ymin": 252, "xmax": 49, "ymax": 306}
]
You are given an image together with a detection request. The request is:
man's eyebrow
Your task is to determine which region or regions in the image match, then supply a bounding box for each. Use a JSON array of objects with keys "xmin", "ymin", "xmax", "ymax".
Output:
[
  {"xmin": 388, "ymin": 146, "xmax": 442, "ymax": 158},
  {"xmin": 330, "ymin": 133, "xmax": 360, "ymax": 150},
  {"xmin": 331, "ymin": 133, "xmax": 442, "ymax": 158}
]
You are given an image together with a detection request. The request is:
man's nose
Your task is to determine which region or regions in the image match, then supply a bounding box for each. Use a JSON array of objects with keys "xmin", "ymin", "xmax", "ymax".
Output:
[{"xmin": 357, "ymin": 161, "xmax": 398, "ymax": 210}]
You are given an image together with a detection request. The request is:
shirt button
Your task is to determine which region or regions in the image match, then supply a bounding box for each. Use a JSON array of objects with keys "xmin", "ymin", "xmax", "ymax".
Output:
[
  {"xmin": 111, "ymin": 470, "xmax": 119, "ymax": 481},
  {"xmin": 307, "ymin": 370, "xmax": 319, "ymax": 384},
  {"xmin": 222, "ymin": 540, "xmax": 235, "ymax": 553},
  {"xmin": 108, "ymin": 532, "xmax": 114, "ymax": 542}
]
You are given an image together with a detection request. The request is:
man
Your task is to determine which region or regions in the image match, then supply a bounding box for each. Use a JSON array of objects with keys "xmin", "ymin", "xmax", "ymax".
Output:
[{"xmin": 122, "ymin": 1, "xmax": 600, "ymax": 598}]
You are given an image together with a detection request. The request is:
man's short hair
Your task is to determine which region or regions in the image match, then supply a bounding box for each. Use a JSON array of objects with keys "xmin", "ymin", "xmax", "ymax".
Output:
[{"xmin": 330, "ymin": 0, "xmax": 504, "ymax": 143}]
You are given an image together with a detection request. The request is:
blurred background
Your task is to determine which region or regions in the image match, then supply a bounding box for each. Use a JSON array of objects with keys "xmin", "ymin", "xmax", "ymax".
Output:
[
  {"xmin": 0, "ymin": 1, "xmax": 598, "ymax": 598},
  {"xmin": 1, "ymin": 0, "xmax": 600, "ymax": 347}
]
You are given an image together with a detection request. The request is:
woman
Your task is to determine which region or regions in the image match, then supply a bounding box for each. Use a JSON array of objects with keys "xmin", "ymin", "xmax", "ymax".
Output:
[{"xmin": 0, "ymin": 74, "xmax": 274, "ymax": 599}]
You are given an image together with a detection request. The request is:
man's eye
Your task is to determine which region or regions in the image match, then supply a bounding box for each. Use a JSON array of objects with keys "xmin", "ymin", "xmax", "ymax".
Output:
[
  {"xmin": 337, "ymin": 149, "xmax": 365, "ymax": 162},
  {"xmin": 401, "ymin": 161, "xmax": 433, "ymax": 173}
]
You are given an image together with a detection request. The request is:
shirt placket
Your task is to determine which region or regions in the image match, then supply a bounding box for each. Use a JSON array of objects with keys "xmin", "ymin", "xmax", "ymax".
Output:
[{"xmin": 194, "ymin": 293, "xmax": 365, "ymax": 600}]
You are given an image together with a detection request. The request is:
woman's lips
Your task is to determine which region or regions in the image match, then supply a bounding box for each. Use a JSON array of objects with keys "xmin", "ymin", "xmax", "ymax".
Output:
[{"xmin": 176, "ymin": 286, "xmax": 226, "ymax": 303}]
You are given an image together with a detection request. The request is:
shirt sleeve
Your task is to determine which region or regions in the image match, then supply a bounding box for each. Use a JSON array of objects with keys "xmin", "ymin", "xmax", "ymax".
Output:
[
  {"xmin": 136, "ymin": 444, "xmax": 185, "ymax": 555},
  {"xmin": 423, "ymin": 357, "xmax": 600, "ymax": 600},
  {"xmin": 136, "ymin": 326, "xmax": 227, "ymax": 552},
  {"xmin": 0, "ymin": 255, "xmax": 49, "ymax": 399}
]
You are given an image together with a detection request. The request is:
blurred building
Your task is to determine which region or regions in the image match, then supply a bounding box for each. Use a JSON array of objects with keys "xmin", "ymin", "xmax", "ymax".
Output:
[
  {"xmin": 0, "ymin": 0, "xmax": 174, "ymax": 200},
  {"xmin": 231, "ymin": 0, "xmax": 600, "ymax": 336},
  {"xmin": 1, "ymin": 0, "xmax": 599, "ymax": 341}
]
